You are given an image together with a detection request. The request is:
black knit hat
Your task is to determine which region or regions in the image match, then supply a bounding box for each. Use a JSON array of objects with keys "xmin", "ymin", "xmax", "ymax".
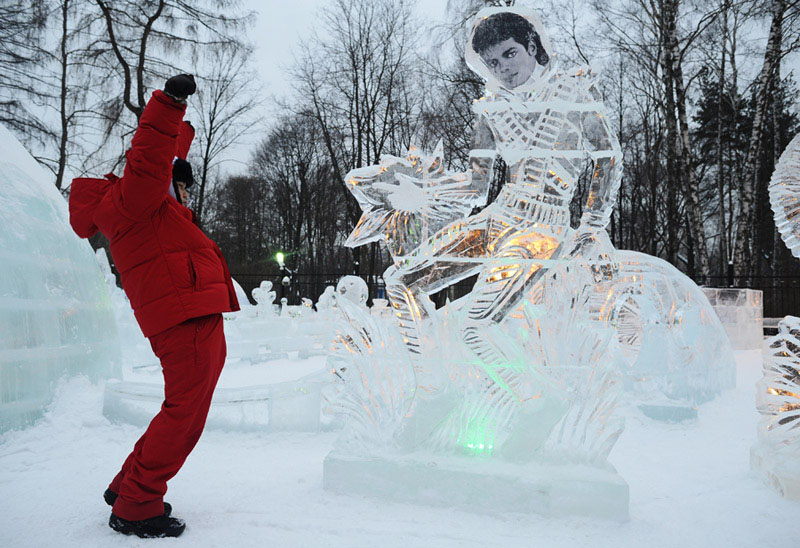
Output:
[{"xmin": 172, "ymin": 158, "xmax": 194, "ymax": 188}]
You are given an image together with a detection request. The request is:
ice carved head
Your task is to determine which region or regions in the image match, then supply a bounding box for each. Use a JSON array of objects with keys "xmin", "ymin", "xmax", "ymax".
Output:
[
  {"xmin": 466, "ymin": 7, "xmax": 552, "ymax": 92},
  {"xmin": 336, "ymin": 276, "xmax": 368, "ymax": 308}
]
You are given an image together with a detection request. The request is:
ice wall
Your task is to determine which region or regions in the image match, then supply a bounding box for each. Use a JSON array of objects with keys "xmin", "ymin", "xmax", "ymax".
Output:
[{"xmin": 0, "ymin": 124, "xmax": 120, "ymax": 432}]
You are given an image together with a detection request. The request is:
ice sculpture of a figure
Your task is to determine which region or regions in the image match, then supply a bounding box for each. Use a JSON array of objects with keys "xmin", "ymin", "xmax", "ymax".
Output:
[
  {"xmin": 326, "ymin": 4, "xmax": 731, "ymax": 518},
  {"xmin": 379, "ymin": 8, "xmax": 619, "ymax": 405},
  {"xmin": 753, "ymin": 133, "xmax": 800, "ymax": 498}
]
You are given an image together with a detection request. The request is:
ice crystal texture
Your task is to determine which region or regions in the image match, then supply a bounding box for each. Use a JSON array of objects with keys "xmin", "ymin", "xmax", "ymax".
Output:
[
  {"xmin": 330, "ymin": 6, "xmax": 733, "ymax": 469},
  {"xmin": 0, "ymin": 124, "xmax": 120, "ymax": 431}
]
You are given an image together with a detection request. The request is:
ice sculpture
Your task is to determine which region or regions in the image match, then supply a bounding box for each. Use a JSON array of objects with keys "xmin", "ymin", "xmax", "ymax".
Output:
[
  {"xmin": 610, "ymin": 251, "xmax": 734, "ymax": 415},
  {"xmin": 316, "ymin": 286, "xmax": 336, "ymax": 313},
  {"xmin": 753, "ymin": 133, "xmax": 800, "ymax": 498},
  {"xmin": 336, "ymin": 276, "xmax": 368, "ymax": 308},
  {"xmin": 702, "ymin": 287, "xmax": 763, "ymax": 351},
  {"xmin": 252, "ymin": 280, "xmax": 278, "ymax": 317},
  {"xmin": 96, "ymin": 249, "xmax": 155, "ymax": 371},
  {"xmin": 769, "ymin": 133, "xmax": 800, "ymax": 257},
  {"xmin": 0, "ymin": 124, "xmax": 120, "ymax": 431},
  {"xmin": 324, "ymin": 4, "xmax": 732, "ymax": 518}
]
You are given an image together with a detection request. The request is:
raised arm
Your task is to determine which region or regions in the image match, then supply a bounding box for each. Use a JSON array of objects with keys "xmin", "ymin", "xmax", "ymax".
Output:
[
  {"xmin": 118, "ymin": 74, "xmax": 196, "ymax": 218},
  {"xmin": 577, "ymin": 79, "xmax": 623, "ymax": 232}
]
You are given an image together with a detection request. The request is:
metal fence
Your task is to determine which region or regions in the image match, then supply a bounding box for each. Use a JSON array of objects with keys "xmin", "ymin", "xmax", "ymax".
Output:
[{"xmin": 233, "ymin": 272, "xmax": 800, "ymax": 318}]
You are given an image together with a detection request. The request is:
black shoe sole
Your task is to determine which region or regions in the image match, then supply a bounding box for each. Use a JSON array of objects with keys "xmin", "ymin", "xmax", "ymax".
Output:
[{"xmin": 109, "ymin": 514, "xmax": 185, "ymax": 538}]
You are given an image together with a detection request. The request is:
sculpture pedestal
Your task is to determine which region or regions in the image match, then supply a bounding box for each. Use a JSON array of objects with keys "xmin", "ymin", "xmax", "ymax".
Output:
[
  {"xmin": 103, "ymin": 377, "xmax": 325, "ymax": 433},
  {"xmin": 323, "ymin": 451, "xmax": 629, "ymax": 520},
  {"xmin": 751, "ymin": 444, "xmax": 800, "ymax": 500}
]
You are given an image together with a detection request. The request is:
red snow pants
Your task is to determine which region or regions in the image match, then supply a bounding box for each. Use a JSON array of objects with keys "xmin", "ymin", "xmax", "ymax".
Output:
[{"xmin": 109, "ymin": 313, "xmax": 226, "ymax": 521}]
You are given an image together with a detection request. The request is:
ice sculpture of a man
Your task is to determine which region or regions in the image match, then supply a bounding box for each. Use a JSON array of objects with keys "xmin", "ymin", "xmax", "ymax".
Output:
[{"xmin": 384, "ymin": 7, "xmax": 621, "ymax": 396}]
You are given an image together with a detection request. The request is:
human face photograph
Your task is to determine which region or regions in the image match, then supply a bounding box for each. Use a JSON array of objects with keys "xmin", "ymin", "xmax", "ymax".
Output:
[{"xmin": 479, "ymin": 37, "xmax": 538, "ymax": 89}]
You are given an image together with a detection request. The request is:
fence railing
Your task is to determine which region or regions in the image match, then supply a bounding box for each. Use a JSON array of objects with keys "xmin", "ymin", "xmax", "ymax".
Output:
[{"xmin": 232, "ymin": 272, "xmax": 800, "ymax": 318}]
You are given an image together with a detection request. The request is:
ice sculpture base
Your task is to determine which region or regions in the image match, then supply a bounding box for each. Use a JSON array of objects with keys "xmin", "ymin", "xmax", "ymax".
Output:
[
  {"xmin": 638, "ymin": 403, "xmax": 697, "ymax": 422},
  {"xmin": 103, "ymin": 378, "xmax": 326, "ymax": 432},
  {"xmin": 323, "ymin": 451, "xmax": 629, "ymax": 520},
  {"xmin": 751, "ymin": 444, "xmax": 800, "ymax": 500}
]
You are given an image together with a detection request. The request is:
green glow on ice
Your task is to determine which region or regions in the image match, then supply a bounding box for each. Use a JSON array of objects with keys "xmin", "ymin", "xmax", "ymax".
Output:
[{"xmin": 456, "ymin": 415, "xmax": 497, "ymax": 457}]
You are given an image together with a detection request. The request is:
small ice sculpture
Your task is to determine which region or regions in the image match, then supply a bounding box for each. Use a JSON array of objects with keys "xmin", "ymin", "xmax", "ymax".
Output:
[
  {"xmin": 0, "ymin": 124, "xmax": 120, "ymax": 431},
  {"xmin": 610, "ymin": 251, "xmax": 735, "ymax": 412},
  {"xmin": 336, "ymin": 276, "xmax": 368, "ymax": 308},
  {"xmin": 316, "ymin": 286, "xmax": 336, "ymax": 313},
  {"xmin": 252, "ymin": 280, "xmax": 277, "ymax": 317},
  {"xmin": 753, "ymin": 133, "xmax": 800, "ymax": 498}
]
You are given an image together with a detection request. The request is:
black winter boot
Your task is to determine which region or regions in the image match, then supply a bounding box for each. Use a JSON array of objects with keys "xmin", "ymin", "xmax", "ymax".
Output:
[
  {"xmin": 109, "ymin": 513, "xmax": 186, "ymax": 538},
  {"xmin": 103, "ymin": 489, "xmax": 172, "ymax": 517}
]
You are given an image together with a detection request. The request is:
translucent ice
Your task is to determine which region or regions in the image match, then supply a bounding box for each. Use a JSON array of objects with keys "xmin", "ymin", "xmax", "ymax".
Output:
[
  {"xmin": 753, "ymin": 134, "xmax": 800, "ymax": 498},
  {"xmin": 325, "ymin": 6, "xmax": 734, "ymax": 517},
  {"xmin": 702, "ymin": 287, "xmax": 763, "ymax": 351},
  {"xmin": 0, "ymin": 124, "xmax": 120, "ymax": 431},
  {"xmin": 336, "ymin": 276, "xmax": 368, "ymax": 308},
  {"xmin": 769, "ymin": 133, "xmax": 800, "ymax": 258},
  {"xmin": 330, "ymin": 2, "xmax": 734, "ymax": 460}
]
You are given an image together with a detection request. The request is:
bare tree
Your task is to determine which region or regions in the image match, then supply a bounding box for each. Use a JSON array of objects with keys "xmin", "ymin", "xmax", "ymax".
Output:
[
  {"xmin": 732, "ymin": 0, "xmax": 793, "ymax": 280},
  {"xmin": 0, "ymin": 1, "xmax": 50, "ymax": 143},
  {"xmin": 190, "ymin": 44, "xmax": 262, "ymax": 226},
  {"xmin": 92, "ymin": 0, "xmax": 249, "ymax": 119},
  {"xmin": 291, "ymin": 0, "xmax": 422, "ymax": 291}
]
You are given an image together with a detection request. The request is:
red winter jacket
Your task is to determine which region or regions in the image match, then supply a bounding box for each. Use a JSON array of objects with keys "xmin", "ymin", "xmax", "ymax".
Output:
[{"xmin": 69, "ymin": 90, "xmax": 239, "ymax": 337}]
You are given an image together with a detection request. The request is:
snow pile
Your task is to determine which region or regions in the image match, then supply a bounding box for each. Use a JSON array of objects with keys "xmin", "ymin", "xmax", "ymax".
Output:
[{"xmin": 0, "ymin": 351, "xmax": 797, "ymax": 547}]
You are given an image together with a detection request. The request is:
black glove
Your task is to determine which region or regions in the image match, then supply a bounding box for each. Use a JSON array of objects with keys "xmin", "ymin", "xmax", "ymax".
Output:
[{"xmin": 164, "ymin": 74, "xmax": 196, "ymax": 102}]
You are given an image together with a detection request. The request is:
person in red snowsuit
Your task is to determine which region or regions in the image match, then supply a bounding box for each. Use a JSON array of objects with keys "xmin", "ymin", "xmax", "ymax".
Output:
[{"xmin": 69, "ymin": 74, "xmax": 239, "ymax": 538}]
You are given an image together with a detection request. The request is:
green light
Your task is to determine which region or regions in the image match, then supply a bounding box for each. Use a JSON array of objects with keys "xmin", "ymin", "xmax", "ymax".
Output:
[
  {"xmin": 457, "ymin": 415, "xmax": 497, "ymax": 457},
  {"xmin": 276, "ymin": 252, "xmax": 285, "ymax": 264}
]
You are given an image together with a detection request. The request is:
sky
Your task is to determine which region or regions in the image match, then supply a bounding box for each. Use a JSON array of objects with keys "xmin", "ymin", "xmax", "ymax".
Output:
[
  {"xmin": 216, "ymin": 0, "xmax": 449, "ymax": 172},
  {"xmin": 247, "ymin": 0, "xmax": 449, "ymax": 97},
  {"xmin": 222, "ymin": 0, "xmax": 800, "ymax": 175}
]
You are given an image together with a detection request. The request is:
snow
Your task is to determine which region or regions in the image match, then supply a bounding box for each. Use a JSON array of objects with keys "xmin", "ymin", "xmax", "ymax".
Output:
[{"xmin": 1, "ymin": 350, "xmax": 798, "ymax": 547}]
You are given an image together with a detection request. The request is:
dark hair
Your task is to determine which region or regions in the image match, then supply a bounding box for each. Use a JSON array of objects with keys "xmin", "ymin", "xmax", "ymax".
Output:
[
  {"xmin": 172, "ymin": 158, "xmax": 194, "ymax": 188},
  {"xmin": 472, "ymin": 12, "xmax": 549, "ymax": 67}
]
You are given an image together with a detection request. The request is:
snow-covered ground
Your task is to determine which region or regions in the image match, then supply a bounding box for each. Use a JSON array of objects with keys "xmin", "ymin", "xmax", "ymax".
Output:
[{"xmin": 0, "ymin": 350, "xmax": 797, "ymax": 548}]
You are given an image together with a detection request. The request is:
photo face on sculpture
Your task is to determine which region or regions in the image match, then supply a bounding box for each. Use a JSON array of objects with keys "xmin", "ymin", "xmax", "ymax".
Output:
[{"xmin": 480, "ymin": 38, "xmax": 537, "ymax": 89}]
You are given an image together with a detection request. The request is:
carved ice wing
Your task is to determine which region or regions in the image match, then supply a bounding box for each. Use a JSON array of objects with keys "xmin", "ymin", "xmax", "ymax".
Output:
[
  {"xmin": 769, "ymin": 133, "xmax": 800, "ymax": 259},
  {"xmin": 327, "ymin": 297, "xmax": 416, "ymax": 453},
  {"xmin": 343, "ymin": 146, "xmax": 475, "ymax": 258},
  {"xmin": 758, "ymin": 316, "xmax": 800, "ymax": 450}
]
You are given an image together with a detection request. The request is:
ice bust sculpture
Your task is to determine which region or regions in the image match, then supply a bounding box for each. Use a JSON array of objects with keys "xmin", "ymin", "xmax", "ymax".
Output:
[
  {"xmin": 324, "ymin": 5, "xmax": 733, "ymax": 518},
  {"xmin": 0, "ymin": 124, "xmax": 120, "ymax": 431},
  {"xmin": 752, "ymin": 133, "xmax": 800, "ymax": 498}
]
